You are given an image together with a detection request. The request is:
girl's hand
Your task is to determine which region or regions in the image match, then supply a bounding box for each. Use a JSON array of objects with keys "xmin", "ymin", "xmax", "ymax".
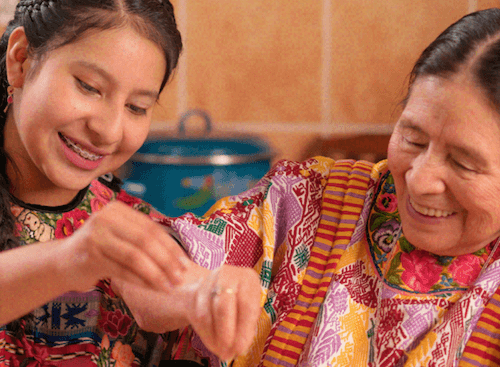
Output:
[
  {"xmin": 59, "ymin": 201, "xmax": 188, "ymax": 293},
  {"xmin": 185, "ymin": 265, "xmax": 261, "ymax": 362}
]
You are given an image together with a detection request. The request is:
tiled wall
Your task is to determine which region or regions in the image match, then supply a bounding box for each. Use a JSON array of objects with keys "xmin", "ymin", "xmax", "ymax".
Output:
[
  {"xmin": 1, "ymin": 0, "xmax": 499, "ymax": 162},
  {"xmin": 160, "ymin": 0, "xmax": 498, "ymax": 163}
]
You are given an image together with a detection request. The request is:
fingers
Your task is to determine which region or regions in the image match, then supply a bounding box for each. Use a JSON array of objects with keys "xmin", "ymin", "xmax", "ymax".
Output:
[
  {"xmin": 71, "ymin": 201, "xmax": 189, "ymax": 293},
  {"xmin": 96, "ymin": 235, "xmax": 175, "ymax": 293},
  {"xmin": 100, "ymin": 202, "xmax": 189, "ymax": 285},
  {"xmin": 189, "ymin": 267, "xmax": 261, "ymax": 362}
]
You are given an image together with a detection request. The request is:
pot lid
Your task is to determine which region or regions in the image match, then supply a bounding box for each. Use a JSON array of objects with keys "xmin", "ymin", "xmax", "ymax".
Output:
[{"xmin": 131, "ymin": 109, "xmax": 273, "ymax": 166}]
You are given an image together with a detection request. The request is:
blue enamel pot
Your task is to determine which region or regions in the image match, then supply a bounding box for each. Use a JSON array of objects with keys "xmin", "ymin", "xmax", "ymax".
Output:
[{"xmin": 121, "ymin": 109, "xmax": 274, "ymax": 217}]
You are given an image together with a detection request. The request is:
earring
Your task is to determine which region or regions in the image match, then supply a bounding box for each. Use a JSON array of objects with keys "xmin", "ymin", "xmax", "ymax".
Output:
[{"xmin": 3, "ymin": 86, "xmax": 14, "ymax": 114}]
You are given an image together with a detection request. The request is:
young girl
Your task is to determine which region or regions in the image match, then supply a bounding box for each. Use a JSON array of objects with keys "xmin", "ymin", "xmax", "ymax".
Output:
[{"xmin": 0, "ymin": 1, "xmax": 260, "ymax": 366}]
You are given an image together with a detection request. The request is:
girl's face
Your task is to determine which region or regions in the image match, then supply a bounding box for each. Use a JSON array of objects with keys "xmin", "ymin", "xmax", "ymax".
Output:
[
  {"xmin": 388, "ymin": 75, "xmax": 500, "ymax": 256},
  {"xmin": 5, "ymin": 26, "xmax": 166, "ymax": 206}
]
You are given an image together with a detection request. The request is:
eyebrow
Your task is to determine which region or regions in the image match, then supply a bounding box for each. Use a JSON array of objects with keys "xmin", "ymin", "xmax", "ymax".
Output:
[
  {"xmin": 399, "ymin": 118, "xmax": 488, "ymax": 167},
  {"xmin": 399, "ymin": 119, "xmax": 428, "ymax": 136},
  {"xmin": 74, "ymin": 61, "xmax": 160, "ymax": 100}
]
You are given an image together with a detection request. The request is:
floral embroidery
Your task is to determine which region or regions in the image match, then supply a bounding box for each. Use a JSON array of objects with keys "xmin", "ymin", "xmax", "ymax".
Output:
[
  {"xmin": 102, "ymin": 334, "xmax": 111, "ymax": 350},
  {"xmin": 99, "ymin": 309, "xmax": 133, "ymax": 338},
  {"xmin": 400, "ymin": 250, "xmax": 442, "ymax": 293},
  {"xmin": 373, "ymin": 219, "xmax": 400, "ymax": 253},
  {"xmin": 91, "ymin": 194, "xmax": 108, "ymax": 212},
  {"xmin": 376, "ymin": 193, "xmax": 398, "ymax": 213},
  {"xmin": 367, "ymin": 170, "xmax": 496, "ymax": 294},
  {"xmin": 111, "ymin": 341, "xmax": 135, "ymax": 367},
  {"xmin": 55, "ymin": 209, "xmax": 89, "ymax": 239},
  {"xmin": 91, "ymin": 183, "xmax": 115, "ymax": 202},
  {"xmin": 448, "ymin": 254, "xmax": 481, "ymax": 286},
  {"xmin": 116, "ymin": 191, "xmax": 143, "ymax": 208},
  {"xmin": 96, "ymin": 335, "xmax": 135, "ymax": 367},
  {"xmin": 90, "ymin": 184, "xmax": 114, "ymax": 212}
]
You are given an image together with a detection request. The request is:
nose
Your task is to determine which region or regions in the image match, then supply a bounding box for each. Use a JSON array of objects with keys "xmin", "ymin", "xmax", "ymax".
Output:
[
  {"xmin": 86, "ymin": 102, "xmax": 124, "ymax": 146},
  {"xmin": 406, "ymin": 150, "xmax": 446, "ymax": 196}
]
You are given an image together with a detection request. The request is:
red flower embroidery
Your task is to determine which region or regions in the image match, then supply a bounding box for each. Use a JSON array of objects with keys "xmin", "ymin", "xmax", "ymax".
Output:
[
  {"xmin": 117, "ymin": 190, "xmax": 142, "ymax": 207},
  {"xmin": 54, "ymin": 209, "xmax": 89, "ymax": 239},
  {"xmin": 376, "ymin": 193, "xmax": 398, "ymax": 213},
  {"xmin": 91, "ymin": 183, "xmax": 114, "ymax": 201},
  {"xmin": 448, "ymin": 254, "xmax": 481, "ymax": 286},
  {"xmin": 89, "ymin": 183, "xmax": 114, "ymax": 213},
  {"xmin": 91, "ymin": 196, "xmax": 107, "ymax": 212},
  {"xmin": 400, "ymin": 250, "xmax": 442, "ymax": 293},
  {"xmin": 99, "ymin": 309, "xmax": 133, "ymax": 338}
]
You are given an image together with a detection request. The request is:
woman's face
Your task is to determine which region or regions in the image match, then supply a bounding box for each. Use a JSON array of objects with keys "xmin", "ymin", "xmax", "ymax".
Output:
[
  {"xmin": 388, "ymin": 75, "xmax": 500, "ymax": 256},
  {"xmin": 5, "ymin": 26, "xmax": 166, "ymax": 205}
]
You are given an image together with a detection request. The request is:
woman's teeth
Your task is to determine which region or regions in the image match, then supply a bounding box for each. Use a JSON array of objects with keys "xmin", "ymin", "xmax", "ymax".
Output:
[
  {"xmin": 60, "ymin": 134, "xmax": 103, "ymax": 161},
  {"xmin": 410, "ymin": 199, "xmax": 454, "ymax": 218}
]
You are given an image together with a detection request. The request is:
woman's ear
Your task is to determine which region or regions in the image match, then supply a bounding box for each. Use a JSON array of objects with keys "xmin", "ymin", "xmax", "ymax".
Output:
[{"xmin": 6, "ymin": 27, "xmax": 30, "ymax": 88}]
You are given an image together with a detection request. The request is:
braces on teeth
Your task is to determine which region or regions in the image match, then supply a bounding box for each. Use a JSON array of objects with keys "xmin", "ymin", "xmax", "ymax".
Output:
[{"xmin": 61, "ymin": 135, "xmax": 102, "ymax": 161}]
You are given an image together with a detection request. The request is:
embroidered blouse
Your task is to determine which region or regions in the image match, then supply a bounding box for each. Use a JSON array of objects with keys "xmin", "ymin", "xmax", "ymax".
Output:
[
  {"xmin": 162, "ymin": 157, "xmax": 500, "ymax": 367},
  {"xmin": 0, "ymin": 174, "xmax": 184, "ymax": 367}
]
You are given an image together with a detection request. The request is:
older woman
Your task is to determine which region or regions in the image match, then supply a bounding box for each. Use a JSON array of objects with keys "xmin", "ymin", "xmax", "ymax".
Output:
[{"xmin": 125, "ymin": 7, "xmax": 500, "ymax": 367}]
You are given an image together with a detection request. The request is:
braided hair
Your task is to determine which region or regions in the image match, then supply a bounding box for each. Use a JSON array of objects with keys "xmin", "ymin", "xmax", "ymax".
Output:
[{"xmin": 0, "ymin": 0, "xmax": 182, "ymax": 339}]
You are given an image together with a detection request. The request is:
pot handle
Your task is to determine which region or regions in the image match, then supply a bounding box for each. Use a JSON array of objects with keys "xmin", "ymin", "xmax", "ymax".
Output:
[{"xmin": 178, "ymin": 109, "xmax": 212, "ymax": 137}]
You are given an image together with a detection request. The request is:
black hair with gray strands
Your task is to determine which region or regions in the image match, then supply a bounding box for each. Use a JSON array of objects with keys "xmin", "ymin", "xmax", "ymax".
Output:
[{"xmin": 0, "ymin": 0, "xmax": 182, "ymax": 340}]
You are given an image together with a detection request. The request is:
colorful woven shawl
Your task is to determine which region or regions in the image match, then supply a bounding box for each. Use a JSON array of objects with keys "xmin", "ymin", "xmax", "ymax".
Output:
[
  {"xmin": 261, "ymin": 159, "xmax": 374, "ymax": 366},
  {"xmin": 166, "ymin": 157, "xmax": 500, "ymax": 366}
]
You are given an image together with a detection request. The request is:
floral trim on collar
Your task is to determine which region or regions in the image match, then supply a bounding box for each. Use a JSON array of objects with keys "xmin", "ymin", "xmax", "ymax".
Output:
[
  {"xmin": 11, "ymin": 178, "xmax": 152, "ymax": 247},
  {"xmin": 366, "ymin": 170, "xmax": 497, "ymax": 294}
]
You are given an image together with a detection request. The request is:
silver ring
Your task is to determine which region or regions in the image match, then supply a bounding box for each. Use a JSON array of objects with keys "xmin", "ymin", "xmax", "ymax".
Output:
[{"xmin": 211, "ymin": 285, "xmax": 235, "ymax": 298}]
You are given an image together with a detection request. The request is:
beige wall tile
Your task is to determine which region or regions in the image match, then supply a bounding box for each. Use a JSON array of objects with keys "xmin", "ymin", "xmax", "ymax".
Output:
[
  {"xmin": 185, "ymin": 0, "xmax": 323, "ymax": 123},
  {"xmin": 478, "ymin": 0, "xmax": 500, "ymax": 10},
  {"xmin": 259, "ymin": 131, "xmax": 320, "ymax": 164},
  {"xmin": 329, "ymin": 0, "xmax": 469, "ymax": 126}
]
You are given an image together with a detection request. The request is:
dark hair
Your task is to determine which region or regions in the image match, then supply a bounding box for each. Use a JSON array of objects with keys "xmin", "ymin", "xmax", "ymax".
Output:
[
  {"xmin": 407, "ymin": 8, "xmax": 500, "ymax": 110},
  {"xmin": 0, "ymin": 0, "xmax": 182, "ymax": 337}
]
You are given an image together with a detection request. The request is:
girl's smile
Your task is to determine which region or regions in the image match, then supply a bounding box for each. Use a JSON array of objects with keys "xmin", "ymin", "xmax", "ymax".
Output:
[
  {"xmin": 4, "ymin": 26, "xmax": 166, "ymax": 206},
  {"xmin": 59, "ymin": 132, "xmax": 106, "ymax": 170}
]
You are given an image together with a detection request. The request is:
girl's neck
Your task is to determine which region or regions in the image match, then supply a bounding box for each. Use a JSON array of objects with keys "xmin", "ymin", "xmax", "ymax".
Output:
[{"xmin": 9, "ymin": 179, "xmax": 83, "ymax": 208}]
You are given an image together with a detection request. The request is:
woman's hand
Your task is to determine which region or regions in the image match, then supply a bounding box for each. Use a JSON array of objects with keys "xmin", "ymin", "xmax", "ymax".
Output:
[
  {"xmin": 185, "ymin": 265, "xmax": 261, "ymax": 362},
  {"xmin": 59, "ymin": 200, "xmax": 189, "ymax": 293},
  {"xmin": 116, "ymin": 262, "xmax": 262, "ymax": 362}
]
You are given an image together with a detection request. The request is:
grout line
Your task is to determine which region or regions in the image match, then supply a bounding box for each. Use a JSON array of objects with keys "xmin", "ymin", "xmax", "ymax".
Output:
[
  {"xmin": 468, "ymin": 0, "xmax": 478, "ymax": 13},
  {"xmin": 321, "ymin": 0, "xmax": 333, "ymax": 139},
  {"xmin": 150, "ymin": 120, "xmax": 395, "ymax": 137},
  {"xmin": 176, "ymin": 0, "xmax": 189, "ymax": 117}
]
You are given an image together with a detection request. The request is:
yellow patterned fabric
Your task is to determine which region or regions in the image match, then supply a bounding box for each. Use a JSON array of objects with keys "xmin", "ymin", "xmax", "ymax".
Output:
[{"xmin": 164, "ymin": 157, "xmax": 500, "ymax": 366}]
